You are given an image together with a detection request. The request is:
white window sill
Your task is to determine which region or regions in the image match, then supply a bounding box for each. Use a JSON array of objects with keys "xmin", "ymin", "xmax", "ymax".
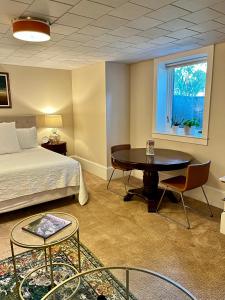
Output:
[{"xmin": 152, "ymin": 131, "xmax": 208, "ymax": 145}]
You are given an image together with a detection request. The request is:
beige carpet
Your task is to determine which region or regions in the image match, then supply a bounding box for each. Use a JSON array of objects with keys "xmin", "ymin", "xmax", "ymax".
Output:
[{"xmin": 0, "ymin": 172, "xmax": 224, "ymax": 299}]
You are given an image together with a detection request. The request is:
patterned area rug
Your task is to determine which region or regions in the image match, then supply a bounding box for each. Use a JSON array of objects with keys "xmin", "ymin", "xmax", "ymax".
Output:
[{"xmin": 0, "ymin": 238, "xmax": 137, "ymax": 300}]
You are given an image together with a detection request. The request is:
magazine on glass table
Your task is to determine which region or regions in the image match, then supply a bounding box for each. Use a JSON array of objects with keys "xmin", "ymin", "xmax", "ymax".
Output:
[{"xmin": 22, "ymin": 214, "xmax": 72, "ymax": 239}]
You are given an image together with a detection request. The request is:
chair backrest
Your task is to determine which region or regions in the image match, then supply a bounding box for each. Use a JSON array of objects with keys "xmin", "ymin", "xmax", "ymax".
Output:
[
  {"xmin": 184, "ymin": 161, "xmax": 211, "ymax": 191},
  {"xmin": 111, "ymin": 144, "xmax": 131, "ymax": 168},
  {"xmin": 111, "ymin": 144, "xmax": 131, "ymax": 154}
]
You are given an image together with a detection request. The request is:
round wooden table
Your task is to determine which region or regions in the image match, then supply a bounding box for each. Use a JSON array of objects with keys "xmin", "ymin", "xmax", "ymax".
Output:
[{"xmin": 112, "ymin": 148, "xmax": 192, "ymax": 212}]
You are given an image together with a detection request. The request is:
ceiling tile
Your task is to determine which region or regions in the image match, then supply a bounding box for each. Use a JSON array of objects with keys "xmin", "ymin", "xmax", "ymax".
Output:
[
  {"xmin": 216, "ymin": 26, "xmax": 225, "ymax": 33},
  {"xmin": 85, "ymin": 0, "xmax": 128, "ymax": 8},
  {"xmin": 158, "ymin": 19, "xmax": 195, "ymax": 31},
  {"xmin": 78, "ymin": 25, "xmax": 110, "ymax": 36},
  {"xmin": 28, "ymin": 0, "xmax": 72, "ymax": 18},
  {"xmin": 91, "ymin": 15, "xmax": 128, "ymax": 30},
  {"xmin": 129, "ymin": 0, "xmax": 176, "ymax": 10},
  {"xmin": 211, "ymin": 1, "xmax": 225, "ymax": 14},
  {"xmin": 172, "ymin": 36, "xmax": 202, "ymax": 46},
  {"xmin": 173, "ymin": 0, "xmax": 222, "ymax": 12},
  {"xmin": 51, "ymin": 24, "xmax": 79, "ymax": 35},
  {"xmin": 123, "ymin": 35, "xmax": 150, "ymax": 43},
  {"xmin": 194, "ymin": 30, "xmax": 225, "ymax": 41},
  {"xmin": 55, "ymin": 0, "xmax": 81, "ymax": 4},
  {"xmin": 150, "ymin": 36, "xmax": 176, "ymax": 44},
  {"xmin": 0, "ymin": 0, "xmax": 28, "ymax": 24},
  {"xmin": 108, "ymin": 41, "xmax": 133, "ymax": 48},
  {"xmin": 83, "ymin": 39, "xmax": 110, "ymax": 47},
  {"xmin": 56, "ymin": 39, "xmax": 83, "ymax": 48},
  {"xmin": 188, "ymin": 20, "xmax": 224, "ymax": 32},
  {"xmin": 56, "ymin": 13, "xmax": 93, "ymax": 28},
  {"xmin": 166, "ymin": 29, "xmax": 198, "ymax": 39},
  {"xmin": 138, "ymin": 27, "xmax": 171, "ymax": 38},
  {"xmin": 95, "ymin": 34, "xmax": 124, "ymax": 42},
  {"xmin": 109, "ymin": 3, "xmax": 151, "ymax": 20},
  {"xmin": 50, "ymin": 33, "xmax": 65, "ymax": 42},
  {"xmin": 146, "ymin": 5, "xmax": 189, "ymax": 22},
  {"xmin": 66, "ymin": 32, "xmax": 93, "ymax": 42},
  {"xmin": 69, "ymin": 0, "xmax": 112, "ymax": 19},
  {"xmin": 111, "ymin": 26, "xmax": 141, "ymax": 37},
  {"xmin": 215, "ymin": 15, "xmax": 225, "ymax": 24},
  {"xmin": 126, "ymin": 16, "xmax": 162, "ymax": 30},
  {"xmin": 0, "ymin": 24, "xmax": 10, "ymax": 33},
  {"xmin": 182, "ymin": 8, "xmax": 223, "ymax": 24}
]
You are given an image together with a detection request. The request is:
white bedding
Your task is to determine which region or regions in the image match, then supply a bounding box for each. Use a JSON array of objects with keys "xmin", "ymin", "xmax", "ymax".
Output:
[{"xmin": 0, "ymin": 146, "xmax": 88, "ymax": 206}]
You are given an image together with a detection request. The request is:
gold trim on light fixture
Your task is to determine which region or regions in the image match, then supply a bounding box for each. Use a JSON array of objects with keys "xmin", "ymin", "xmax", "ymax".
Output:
[{"xmin": 12, "ymin": 18, "xmax": 50, "ymax": 42}]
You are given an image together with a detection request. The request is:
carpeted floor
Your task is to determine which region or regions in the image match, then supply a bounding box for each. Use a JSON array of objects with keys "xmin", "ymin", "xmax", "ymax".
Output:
[{"xmin": 0, "ymin": 172, "xmax": 225, "ymax": 299}]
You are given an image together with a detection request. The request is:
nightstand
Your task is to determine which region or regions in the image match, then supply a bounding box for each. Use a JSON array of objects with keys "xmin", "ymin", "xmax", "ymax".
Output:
[{"xmin": 41, "ymin": 141, "xmax": 67, "ymax": 155}]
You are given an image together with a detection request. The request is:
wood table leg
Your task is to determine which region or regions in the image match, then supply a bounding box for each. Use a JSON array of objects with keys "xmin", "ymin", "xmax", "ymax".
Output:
[
  {"xmin": 123, "ymin": 170, "xmax": 160, "ymax": 213},
  {"xmin": 143, "ymin": 170, "xmax": 159, "ymax": 212}
]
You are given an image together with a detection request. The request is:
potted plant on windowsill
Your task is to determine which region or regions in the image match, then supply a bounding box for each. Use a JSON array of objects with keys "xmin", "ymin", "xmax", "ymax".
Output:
[
  {"xmin": 171, "ymin": 117, "xmax": 183, "ymax": 134},
  {"xmin": 183, "ymin": 118, "xmax": 200, "ymax": 135}
]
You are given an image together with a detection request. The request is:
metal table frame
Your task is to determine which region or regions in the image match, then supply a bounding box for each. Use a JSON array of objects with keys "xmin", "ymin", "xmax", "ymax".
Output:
[{"xmin": 10, "ymin": 212, "xmax": 81, "ymax": 299}]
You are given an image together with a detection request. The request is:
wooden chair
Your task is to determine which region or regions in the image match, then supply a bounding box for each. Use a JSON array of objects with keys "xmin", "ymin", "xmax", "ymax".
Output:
[
  {"xmin": 107, "ymin": 144, "xmax": 133, "ymax": 193},
  {"xmin": 156, "ymin": 161, "xmax": 213, "ymax": 229}
]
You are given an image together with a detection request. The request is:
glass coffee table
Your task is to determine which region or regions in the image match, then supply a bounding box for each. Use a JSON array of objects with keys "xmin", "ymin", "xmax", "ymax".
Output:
[
  {"xmin": 40, "ymin": 266, "xmax": 197, "ymax": 300},
  {"xmin": 10, "ymin": 212, "xmax": 81, "ymax": 300}
]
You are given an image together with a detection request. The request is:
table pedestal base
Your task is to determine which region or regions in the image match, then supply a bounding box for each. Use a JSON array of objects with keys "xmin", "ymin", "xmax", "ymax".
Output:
[{"xmin": 124, "ymin": 170, "xmax": 179, "ymax": 212}]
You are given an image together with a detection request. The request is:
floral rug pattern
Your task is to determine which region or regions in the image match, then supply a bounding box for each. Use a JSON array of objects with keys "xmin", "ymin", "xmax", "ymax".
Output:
[{"xmin": 0, "ymin": 238, "xmax": 137, "ymax": 300}]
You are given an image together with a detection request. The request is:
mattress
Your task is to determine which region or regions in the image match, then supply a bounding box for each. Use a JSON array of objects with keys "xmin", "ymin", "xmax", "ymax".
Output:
[{"xmin": 0, "ymin": 146, "xmax": 88, "ymax": 206}]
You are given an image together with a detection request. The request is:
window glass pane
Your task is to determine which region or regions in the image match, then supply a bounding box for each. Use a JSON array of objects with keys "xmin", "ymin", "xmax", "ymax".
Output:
[{"xmin": 172, "ymin": 62, "xmax": 207, "ymax": 136}]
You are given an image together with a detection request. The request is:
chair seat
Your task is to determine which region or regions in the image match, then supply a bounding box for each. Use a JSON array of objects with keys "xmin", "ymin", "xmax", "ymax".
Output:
[
  {"xmin": 112, "ymin": 162, "xmax": 133, "ymax": 172},
  {"xmin": 161, "ymin": 175, "xmax": 186, "ymax": 192}
]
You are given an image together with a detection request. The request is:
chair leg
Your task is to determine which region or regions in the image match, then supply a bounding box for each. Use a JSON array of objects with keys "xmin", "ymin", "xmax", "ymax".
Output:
[
  {"xmin": 122, "ymin": 171, "xmax": 128, "ymax": 193},
  {"xmin": 156, "ymin": 188, "xmax": 167, "ymax": 212},
  {"xmin": 127, "ymin": 170, "xmax": 132, "ymax": 184},
  {"xmin": 107, "ymin": 169, "xmax": 115, "ymax": 190},
  {"xmin": 180, "ymin": 192, "xmax": 191, "ymax": 229},
  {"xmin": 201, "ymin": 186, "xmax": 213, "ymax": 217}
]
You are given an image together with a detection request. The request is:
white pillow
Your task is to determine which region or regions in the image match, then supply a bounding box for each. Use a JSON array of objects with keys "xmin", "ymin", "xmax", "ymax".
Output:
[
  {"xmin": 16, "ymin": 127, "xmax": 38, "ymax": 149},
  {"xmin": 0, "ymin": 122, "xmax": 21, "ymax": 154}
]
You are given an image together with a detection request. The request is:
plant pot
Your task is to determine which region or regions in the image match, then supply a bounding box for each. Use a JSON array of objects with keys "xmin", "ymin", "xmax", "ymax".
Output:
[
  {"xmin": 171, "ymin": 125, "xmax": 179, "ymax": 134},
  {"xmin": 184, "ymin": 126, "xmax": 192, "ymax": 135}
]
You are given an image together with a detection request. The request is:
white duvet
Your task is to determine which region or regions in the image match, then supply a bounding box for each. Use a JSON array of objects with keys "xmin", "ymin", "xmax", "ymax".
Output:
[{"xmin": 0, "ymin": 146, "xmax": 88, "ymax": 205}]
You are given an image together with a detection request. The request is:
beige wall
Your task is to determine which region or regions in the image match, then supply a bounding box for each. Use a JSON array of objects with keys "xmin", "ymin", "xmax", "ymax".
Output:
[
  {"xmin": 72, "ymin": 62, "xmax": 107, "ymax": 166},
  {"xmin": 106, "ymin": 62, "xmax": 130, "ymax": 165},
  {"xmin": 0, "ymin": 64, "xmax": 74, "ymax": 155},
  {"xmin": 130, "ymin": 42, "xmax": 225, "ymax": 192}
]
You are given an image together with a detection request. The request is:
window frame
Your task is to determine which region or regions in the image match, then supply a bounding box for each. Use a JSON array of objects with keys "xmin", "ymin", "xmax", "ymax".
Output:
[{"xmin": 152, "ymin": 45, "xmax": 214, "ymax": 145}]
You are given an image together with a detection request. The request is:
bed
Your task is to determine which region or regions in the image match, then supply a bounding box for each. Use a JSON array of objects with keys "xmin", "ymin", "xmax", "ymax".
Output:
[{"xmin": 0, "ymin": 116, "xmax": 88, "ymax": 213}]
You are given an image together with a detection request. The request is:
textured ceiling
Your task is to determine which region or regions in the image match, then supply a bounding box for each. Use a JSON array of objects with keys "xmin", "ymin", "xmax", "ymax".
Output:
[{"xmin": 1, "ymin": 0, "xmax": 225, "ymax": 69}]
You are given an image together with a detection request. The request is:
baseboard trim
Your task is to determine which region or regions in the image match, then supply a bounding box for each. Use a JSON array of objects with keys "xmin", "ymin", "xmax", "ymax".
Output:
[
  {"xmin": 70, "ymin": 155, "xmax": 133, "ymax": 180},
  {"xmin": 71, "ymin": 155, "xmax": 108, "ymax": 180},
  {"xmin": 132, "ymin": 170, "xmax": 224, "ymax": 210}
]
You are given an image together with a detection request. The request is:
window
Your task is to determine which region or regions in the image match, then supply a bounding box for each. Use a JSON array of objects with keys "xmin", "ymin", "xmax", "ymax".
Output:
[{"xmin": 153, "ymin": 46, "xmax": 214, "ymax": 145}]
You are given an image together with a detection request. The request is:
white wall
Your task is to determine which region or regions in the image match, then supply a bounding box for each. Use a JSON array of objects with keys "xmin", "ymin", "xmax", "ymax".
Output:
[
  {"xmin": 130, "ymin": 42, "xmax": 225, "ymax": 209},
  {"xmin": 72, "ymin": 62, "xmax": 130, "ymax": 179},
  {"xmin": 0, "ymin": 64, "xmax": 74, "ymax": 155},
  {"xmin": 106, "ymin": 62, "xmax": 130, "ymax": 165}
]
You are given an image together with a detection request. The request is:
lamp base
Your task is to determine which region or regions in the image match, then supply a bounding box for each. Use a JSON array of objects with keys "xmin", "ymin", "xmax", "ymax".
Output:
[{"xmin": 49, "ymin": 133, "xmax": 61, "ymax": 144}]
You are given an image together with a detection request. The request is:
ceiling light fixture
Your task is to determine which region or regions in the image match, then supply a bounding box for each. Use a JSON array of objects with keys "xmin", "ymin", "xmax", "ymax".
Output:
[{"xmin": 12, "ymin": 18, "xmax": 50, "ymax": 42}]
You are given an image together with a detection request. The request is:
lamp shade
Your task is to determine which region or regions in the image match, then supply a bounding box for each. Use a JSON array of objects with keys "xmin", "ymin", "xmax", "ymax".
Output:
[
  {"xmin": 44, "ymin": 115, "xmax": 63, "ymax": 128},
  {"xmin": 12, "ymin": 18, "xmax": 50, "ymax": 42}
]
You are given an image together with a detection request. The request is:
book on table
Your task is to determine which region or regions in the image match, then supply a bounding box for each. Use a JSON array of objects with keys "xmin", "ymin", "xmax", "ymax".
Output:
[{"xmin": 22, "ymin": 214, "xmax": 72, "ymax": 239}]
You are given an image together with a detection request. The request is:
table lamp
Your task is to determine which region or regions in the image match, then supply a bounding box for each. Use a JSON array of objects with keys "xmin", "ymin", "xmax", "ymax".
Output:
[{"xmin": 44, "ymin": 114, "xmax": 63, "ymax": 144}]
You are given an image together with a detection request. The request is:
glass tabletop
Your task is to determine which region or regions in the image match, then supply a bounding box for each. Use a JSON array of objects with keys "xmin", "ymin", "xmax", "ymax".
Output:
[
  {"xmin": 41, "ymin": 267, "xmax": 197, "ymax": 300},
  {"xmin": 10, "ymin": 212, "xmax": 79, "ymax": 248}
]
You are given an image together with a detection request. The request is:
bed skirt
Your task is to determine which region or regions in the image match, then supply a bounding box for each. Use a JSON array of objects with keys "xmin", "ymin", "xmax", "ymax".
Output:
[{"xmin": 0, "ymin": 187, "xmax": 79, "ymax": 214}]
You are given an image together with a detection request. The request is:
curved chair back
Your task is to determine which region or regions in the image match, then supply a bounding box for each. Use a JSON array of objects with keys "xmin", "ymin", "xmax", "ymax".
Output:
[
  {"xmin": 111, "ymin": 144, "xmax": 131, "ymax": 169},
  {"xmin": 184, "ymin": 161, "xmax": 211, "ymax": 191}
]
